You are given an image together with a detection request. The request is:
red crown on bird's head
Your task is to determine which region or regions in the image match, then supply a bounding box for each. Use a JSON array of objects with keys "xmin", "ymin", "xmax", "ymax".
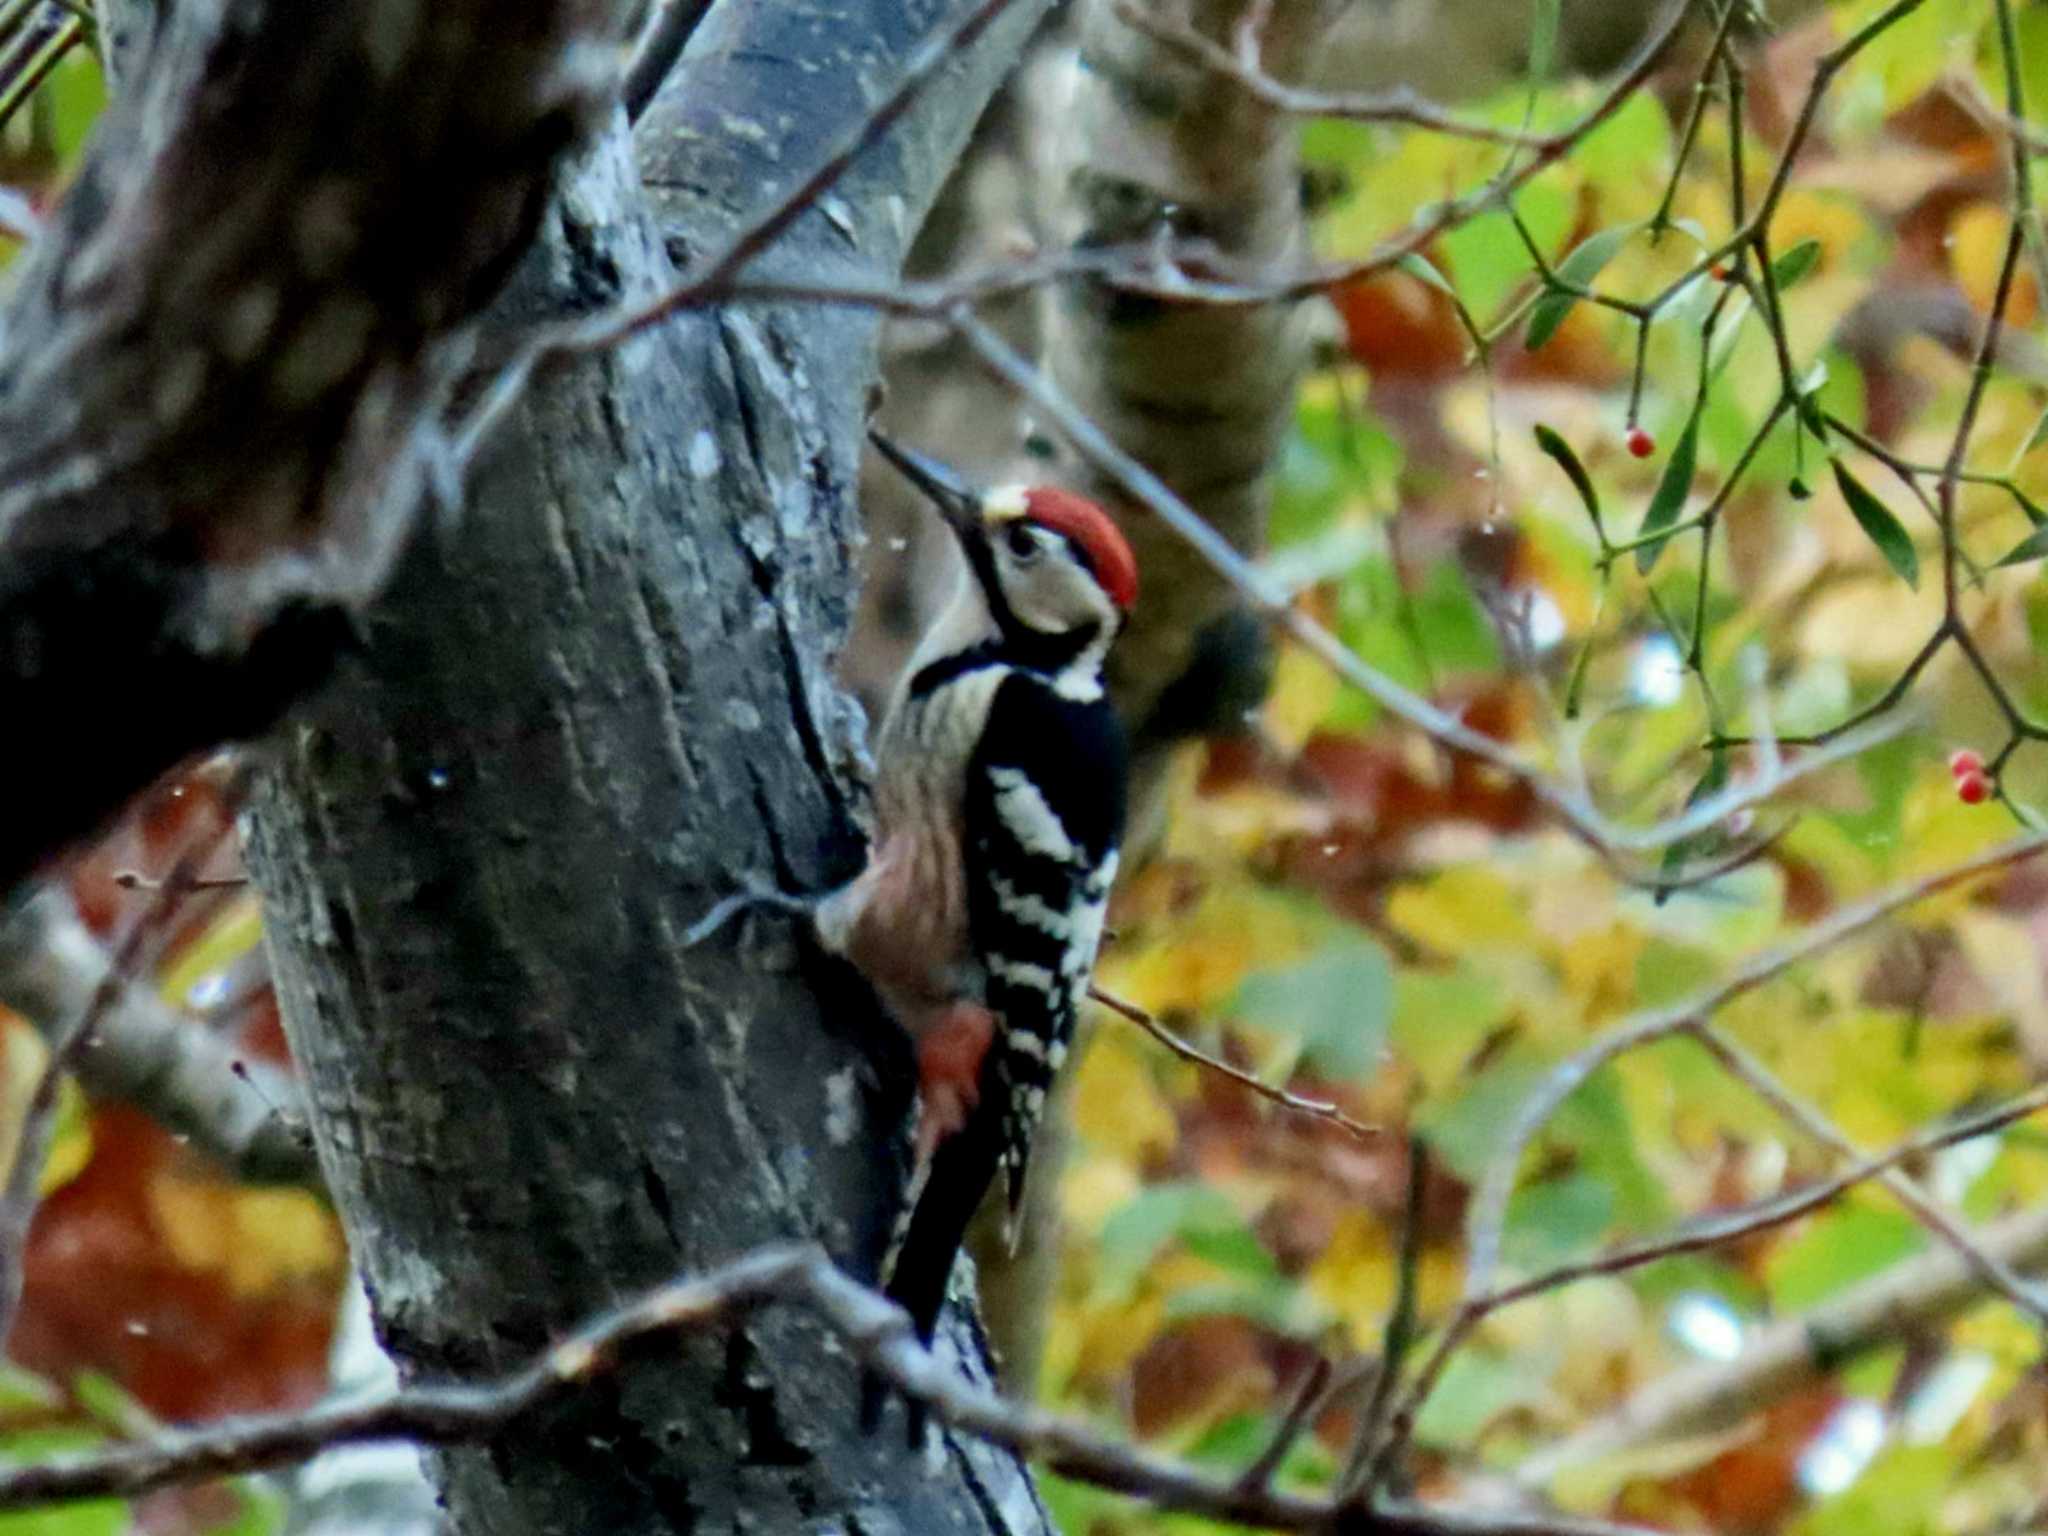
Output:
[{"xmin": 1014, "ymin": 486, "xmax": 1139, "ymax": 612}]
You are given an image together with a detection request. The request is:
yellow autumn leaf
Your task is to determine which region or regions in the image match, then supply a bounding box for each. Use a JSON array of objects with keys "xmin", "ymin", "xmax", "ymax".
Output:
[
  {"xmin": 1897, "ymin": 773, "xmax": 2016, "ymax": 898},
  {"xmin": 150, "ymin": 1174, "xmax": 345, "ymax": 1297},
  {"xmin": 157, "ymin": 893, "xmax": 264, "ymax": 1008},
  {"xmin": 1052, "ymin": 1292, "xmax": 1166, "ymax": 1392},
  {"xmin": 1070, "ymin": 1034, "xmax": 1177, "ymax": 1165},
  {"xmin": 1761, "ymin": 186, "xmax": 1865, "ymax": 277},
  {"xmin": 37, "ymin": 1076, "xmax": 92, "ymax": 1197},
  {"xmin": 0, "ymin": 1016, "xmax": 41, "ymax": 1186},
  {"xmin": 1264, "ymin": 642, "xmax": 1343, "ymax": 755},
  {"xmin": 1953, "ymin": 1301, "xmax": 2048, "ymax": 1375},
  {"xmin": 1304, "ymin": 1210, "xmax": 1397, "ymax": 1350},
  {"xmin": 1061, "ymin": 1155, "xmax": 1142, "ymax": 1237},
  {"xmin": 1981, "ymin": 1139, "xmax": 2048, "ymax": 1207},
  {"xmin": 1303, "ymin": 1212, "xmax": 1460, "ymax": 1354},
  {"xmin": 1554, "ymin": 923, "xmax": 1646, "ymax": 1029},
  {"xmin": 1798, "ymin": 576, "xmax": 1948, "ymax": 668},
  {"xmin": 1105, "ymin": 882, "xmax": 1316, "ymax": 1019},
  {"xmin": 1753, "ymin": 1005, "xmax": 2011, "ymax": 1149},
  {"xmin": 0, "ymin": 1021, "xmax": 91, "ymax": 1199},
  {"xmin": 1950, "ymin": 200, "xmax": 2037, "ymax": 327},
  {"xmin": 1386, "ymin": 865, "xmax": 1533, "ymax": 954}
]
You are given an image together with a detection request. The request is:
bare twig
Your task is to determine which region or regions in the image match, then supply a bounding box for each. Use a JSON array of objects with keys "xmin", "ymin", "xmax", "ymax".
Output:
[
  {"xmin": 948, "ymin": 307, "xmax": 1906, "ymax": 870},
  {"xmin": 1236, "ymin": 1356, "xmax": 1332, "ymax": 1495},
  {"xmin": 576, "ymin": 0, "xmax": 1032, "ymax": 349},
  {"xmin": 0, "ymin": 0, "xmax": 80, "ymax": 137},
  {"xmin": 1335, "ymin": 835, "xmax": 2048, "ymax": 1491},
  {"xmin": 1110, "ymin": 0, "xmax": 1554, "ymax": 147},
  {"xmin": 109, "ymin": 870, "xmax": 248, "ymax": 893},
  {"xmin": 445, "ymin": 0, "xmax": 1036, "ymax": 469},
  {"xmin": 1684, "ymin": 1022, "xmax": 2048, "ymax": 1322},
  {"xmin": 0, "ymin": 1240, "xmax": 1661, "ymax": 1536},
  {"xmin": 1517, "ymin": 1199, "xmax": 2048, "ymax": 1486},
  {"xmin": 1090, "ymin": 984, "xmax": 1381, "ymax": 1143},
  {"xmin": 1376, "ymin": 1074, "xmax": 2048, "ymax": 1484},
  {"xmin": 439, "ymin": 0, "xmax": 1698, "ymax": 492},
  {"xmin": 432, "ymin": 0, "xmax": 2002, "ymax": 824},
  {"xmin": 647, "ymin": 0, "xmax": 1694, "ymax": 321},
  {"xmin": 1275, "ymin": 0, "xmax": 1698, "ymax": 300},
  {"xmin": 0, "ymin": 888, "xmax": 316, "ymax": 1187},
  {"xmin": 1486, "ymin": 1082, "xmax": 2048, "ymax": 1310},
  {"xmin": 1360, "ymin": 1064, "xmax": 2048, "ymax": 1499},
  {"xmin": 1462, "ymin": 832, "xmax": 2048, "ymax": 1307},
  {"xmin": 1343, "ymin": 1139, "xmax": 1428, "ymax": 1500}
]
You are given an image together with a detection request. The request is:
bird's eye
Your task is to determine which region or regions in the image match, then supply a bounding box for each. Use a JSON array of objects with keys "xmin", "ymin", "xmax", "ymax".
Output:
[{"xmin": 1004, "ymin": 523, "xmax": 1041, "ymax": 560}]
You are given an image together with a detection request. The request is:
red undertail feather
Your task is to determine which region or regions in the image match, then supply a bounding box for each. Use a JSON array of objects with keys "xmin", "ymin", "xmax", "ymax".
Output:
[{"xmin": 913, "ymin": 1002, "xmax": 996, "ymax": 1164}]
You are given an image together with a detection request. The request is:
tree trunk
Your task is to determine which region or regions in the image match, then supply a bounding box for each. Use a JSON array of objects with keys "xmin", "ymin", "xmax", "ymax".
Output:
[{"xmin": 244, "ymin": 2, "xmax": 1058, "ymax": 1531}]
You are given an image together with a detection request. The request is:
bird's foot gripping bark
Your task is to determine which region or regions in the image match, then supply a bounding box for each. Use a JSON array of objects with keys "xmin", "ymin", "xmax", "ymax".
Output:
[
  {"xmin": 679, "ymin": 876, "xmax": 823, "ymax": 950},
  {"xmin": 680, "ymin": 879, "xmax": 823, "ymax": 947}
]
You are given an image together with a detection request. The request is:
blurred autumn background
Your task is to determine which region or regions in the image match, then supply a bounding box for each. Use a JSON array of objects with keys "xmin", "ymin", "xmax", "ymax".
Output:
[{"xmin": 7, "ymin": 0, "xmax": 2048, "ymax": 1533}]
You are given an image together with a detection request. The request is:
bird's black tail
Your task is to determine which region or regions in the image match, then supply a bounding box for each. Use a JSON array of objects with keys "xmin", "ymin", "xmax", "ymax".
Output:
[{"xmin": 861, "ymin": 1113, "xmax": 1003, "ymax": 1446}]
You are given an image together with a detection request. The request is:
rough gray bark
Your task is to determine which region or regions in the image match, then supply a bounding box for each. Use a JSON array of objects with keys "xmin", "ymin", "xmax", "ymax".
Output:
[{"xmin": 244, "ymin": 3, "xmax": 1057, "ymax": 1533}]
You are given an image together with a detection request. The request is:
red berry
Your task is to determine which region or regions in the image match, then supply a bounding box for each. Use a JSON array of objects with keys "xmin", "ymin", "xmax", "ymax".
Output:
[
  {"xmin": 1957, "ymin": 770, "xmax": 1992, "ymax": 805},
  {"xmin": 1710, "ymin": 264, "xmax": 1731, "ymax": 281},
  {"xmin": 1626, "ymin": 427, "xmax": 1656, "ymax": 459},
  {"xmin": 1949, "ymin": 748, "xmax": 1985, "ymax": 779}
]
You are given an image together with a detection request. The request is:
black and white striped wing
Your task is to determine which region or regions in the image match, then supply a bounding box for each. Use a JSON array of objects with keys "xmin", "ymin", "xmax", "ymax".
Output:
[{"xmin": 965, "ymin": 669, "xmax": 1127, "ymax": 1227}]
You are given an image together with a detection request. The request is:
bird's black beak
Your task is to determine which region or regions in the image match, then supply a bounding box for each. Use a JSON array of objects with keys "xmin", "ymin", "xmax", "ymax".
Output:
[{"xmin": 869, "ymin": 431, "xmax": 982, "ymax": 544}]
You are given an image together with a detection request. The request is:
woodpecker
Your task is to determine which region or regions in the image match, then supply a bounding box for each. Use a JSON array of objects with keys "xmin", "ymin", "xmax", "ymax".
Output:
[
  {"xmin": 836, "ymin": 434, "xmax": 1134, "ymax": 1391},
  {"xmin": 684, "ymin": 435, "xmax": 1134, "ymax": 1428},
  {"xmin": 671, "ymin": 439, "xmax": 1114, "ymax": 1432}
]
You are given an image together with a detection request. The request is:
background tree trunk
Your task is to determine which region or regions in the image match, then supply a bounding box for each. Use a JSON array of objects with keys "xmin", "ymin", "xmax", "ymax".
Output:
[
  {"xmin": 243, "ymin": 2, "xmax": 1058, "ymax": 1531},
  {"xmin": 1046, "ymin": 0, "xmax": 1346, "ymax": 806}
]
